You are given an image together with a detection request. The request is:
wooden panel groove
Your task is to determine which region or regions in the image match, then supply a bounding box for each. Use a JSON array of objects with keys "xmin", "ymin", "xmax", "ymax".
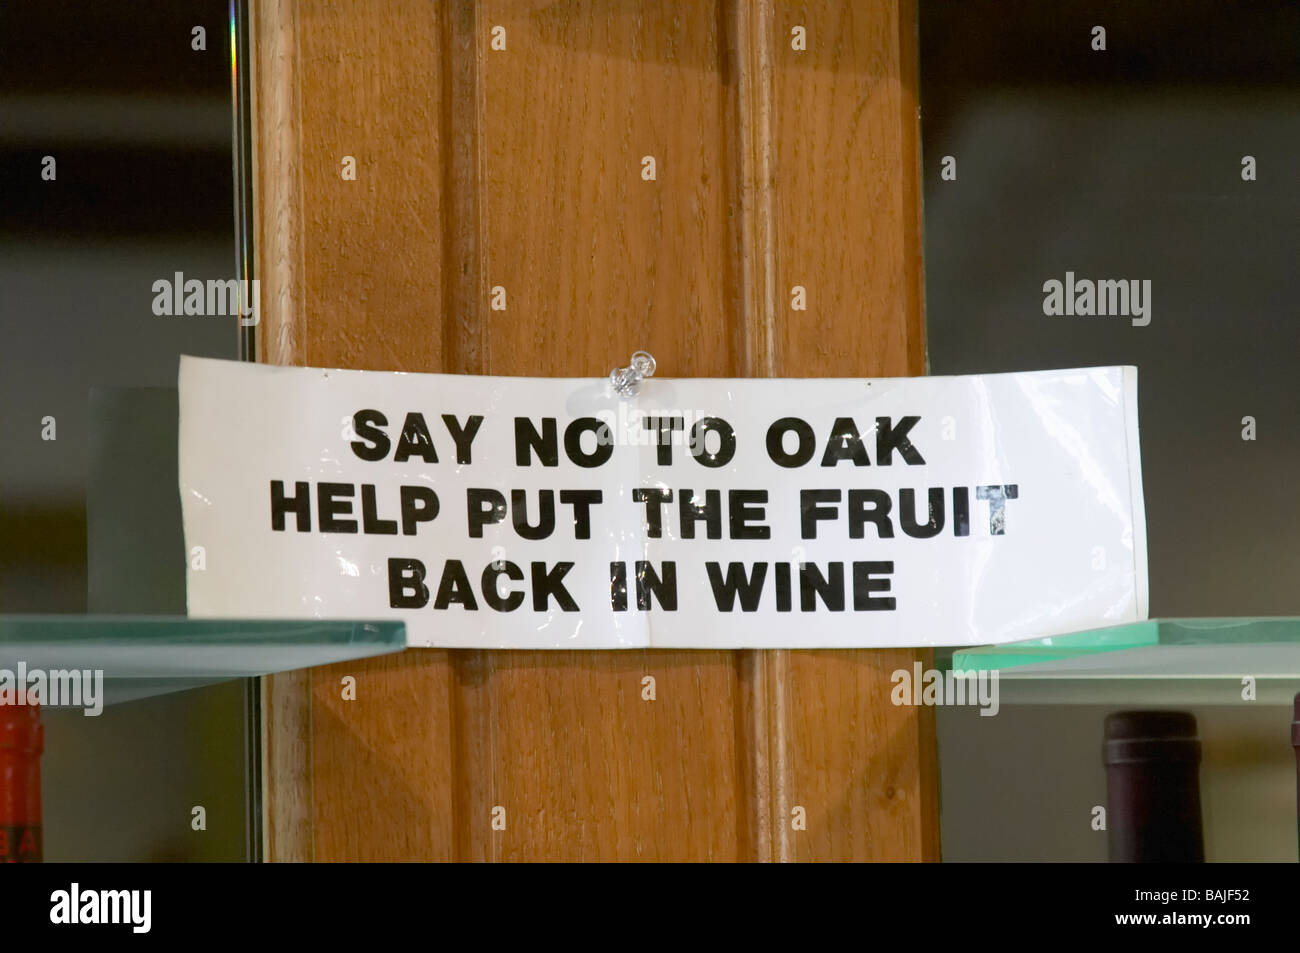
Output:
[
  {"xmin": 253, "ymin": 0, "xmax": 306, "ymax": 368},
  {"xmin": 438, "ymin": 0, "xmax": 500, "ymax": 866},
  {"xmin": 731, "ymin": 0, "xmax": 779, "ymax": 380},
  {"xmin": 441, "ymin": 0, "xmax": 491, "ymax": 375},
  {"xmin": 253, "ymin": 0, "xmax": 311, "ymax": 864}
]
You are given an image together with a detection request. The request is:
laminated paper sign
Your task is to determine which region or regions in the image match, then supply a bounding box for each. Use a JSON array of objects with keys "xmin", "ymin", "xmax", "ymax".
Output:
[{"xmin": 178, "ymin": 357, "xmax": 1148, "ymax": 649}]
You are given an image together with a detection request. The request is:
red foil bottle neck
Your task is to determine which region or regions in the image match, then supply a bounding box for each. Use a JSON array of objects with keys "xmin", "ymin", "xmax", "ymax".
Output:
[{"xmin": 0, "ymin": 703, "xmax": 43, "ymax": 755}]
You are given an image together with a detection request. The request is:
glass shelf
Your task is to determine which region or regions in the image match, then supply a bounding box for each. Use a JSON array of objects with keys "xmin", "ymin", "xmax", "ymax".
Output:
[
  {"xmin": 0, "ymin": 616, "xmax": 406, "ymax": 706},
  {"xmin": 950, "ymin": 618, "xmax": 1300, "ymax": 705}
]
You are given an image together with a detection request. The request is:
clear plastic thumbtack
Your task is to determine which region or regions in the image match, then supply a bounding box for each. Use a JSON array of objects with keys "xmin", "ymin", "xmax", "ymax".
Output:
[{"xmin": 610, "ymin": 350, "xmax": 656, "ymax": 397}]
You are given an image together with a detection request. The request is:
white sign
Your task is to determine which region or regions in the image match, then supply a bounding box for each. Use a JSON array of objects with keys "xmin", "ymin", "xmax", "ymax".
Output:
[{"xmin": 178, "ymin": 357, "xmax": 1147, "ymax": 649}]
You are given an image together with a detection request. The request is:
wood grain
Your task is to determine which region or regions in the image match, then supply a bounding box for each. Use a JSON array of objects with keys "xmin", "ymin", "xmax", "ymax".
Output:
[
  {"xmin": 254, "ymin": 0, "xmax": 935, "ymax": 861},
  {"xmin": 252, "ymin": 0, "xmax": 305, "ymax": 369},
  {"xmin": 768, "ymin": 0, "xmax": 936, "ymax": 862},
  {"xmin": 472, "ymin": 0, "xmax": 749, "ymax": 863}
]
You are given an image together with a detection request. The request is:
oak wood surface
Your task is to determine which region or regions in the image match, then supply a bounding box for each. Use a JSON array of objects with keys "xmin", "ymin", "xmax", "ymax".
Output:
[{"xmin": 255, "ymin": 0, "xmax": 934, "ymax": 862}]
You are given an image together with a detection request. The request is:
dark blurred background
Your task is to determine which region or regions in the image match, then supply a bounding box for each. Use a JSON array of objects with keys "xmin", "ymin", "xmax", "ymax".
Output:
[
  {"xmin": 0, "ymin": 1, "xmax": 237, "ymax": 608},
  {"xmin": 0, "ymin": 0, "xmax": 252, "ymax": 860},
  {"xmin": 922, "ymin": 0, "xmax": 1300, "ymax": 860},
  {"xmin": 922, "ymin": 0, "xmax": 1300, "ymax": 617}
]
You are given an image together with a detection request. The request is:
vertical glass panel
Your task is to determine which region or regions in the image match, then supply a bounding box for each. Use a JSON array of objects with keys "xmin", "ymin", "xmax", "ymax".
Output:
[
  {"xmin": 921, "ymin": 1, "xmax": 1300, "ymax": 861},
  {"xmin": 0, "ymin": 0, "xmax": 255, "ymax": 860}
]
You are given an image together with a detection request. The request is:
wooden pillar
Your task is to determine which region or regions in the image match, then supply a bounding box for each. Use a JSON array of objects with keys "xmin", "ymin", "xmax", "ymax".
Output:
[{"xmin": 253, "ymin": 0, "xmax": 935, "ymax": 862}]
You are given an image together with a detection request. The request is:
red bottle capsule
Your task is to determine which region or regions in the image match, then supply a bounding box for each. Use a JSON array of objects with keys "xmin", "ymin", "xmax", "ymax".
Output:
[
  {"xmin": 1292, "ymin": 693, "xmax": 1300, "ymax": 860},
  {"xmin": 0, "ymin": 703, "xmax": 43, "ymax": 863}
]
